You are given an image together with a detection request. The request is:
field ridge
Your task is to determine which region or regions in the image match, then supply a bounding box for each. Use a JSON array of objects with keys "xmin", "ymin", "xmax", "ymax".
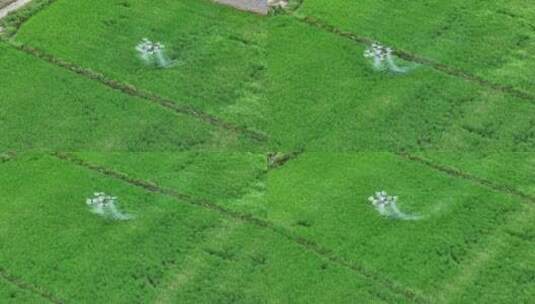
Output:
[
  {"xmin": 0, "ymin": 151, "xmax": 16, "ymax": 164},
  {"xmin": 398, "ymin": 153, "xmax": 535, "ymax": 204},
  {"xmin": 0, "ymin": 268, "xmax": 64, "ymax": 304},
  {"xmin": 268, "ymin": 150, "xmax": 304, "ymax": 169},
  {"xmin": 52, "ymin": 152, "xmax": 431, "ymax": 304}
]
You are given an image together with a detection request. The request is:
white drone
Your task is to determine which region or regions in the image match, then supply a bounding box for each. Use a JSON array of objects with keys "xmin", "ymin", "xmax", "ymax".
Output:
[
  {"xmin": 86, "ymin": 192, "xmax": 134, "ymax": 220},
  {"xmin": 136, "ymin": 38, "xmax": 172, "ymax": 68},
  {"xmin": 368, "ymin": 191, "xmax": 421, "ymax": 220},
  {"xmin": 364, "ymin": 43, "xmax": 413, "ymax": 73}
]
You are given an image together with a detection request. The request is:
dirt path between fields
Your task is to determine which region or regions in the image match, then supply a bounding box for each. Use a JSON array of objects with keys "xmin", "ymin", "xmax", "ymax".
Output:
[
  {"xmin": 0, "ymin": 0, "xmax": 17, "ymax": 10},
  {"xmin": 213, "ymin": 0, "xmax": 268, "ymax": 15},
  {"xmin": 0, "ymin": 0, "xmax": 32, "ymax": 19}
]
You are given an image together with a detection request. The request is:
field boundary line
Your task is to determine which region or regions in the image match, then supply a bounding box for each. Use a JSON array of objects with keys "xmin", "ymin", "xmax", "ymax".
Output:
[
  {"xmin": 267, "ymin": 150, "xmax": 304, "ymax": 169},
  {"xmin": 292, "ymin": 15, "xmax": 535, "ymax": 104},
  {"xmin": 397, "ymin": 153, "xmax": 535, "ymax": 204},
  {"xmin": 285, "ymin": 0, "xmax": 304, "ymax": 13},
  {"xmin": 0, "ymin": 0, "xmax": 19, "ymax": 11},
  {"xmin": 0, "ymin": 0, "xmax": 57, "ymax": 37},
  {"xmin": 0, "ymin": 0, "xmax": 32, "ymax": 20},
  {"xmin": 52, "ymin": 152, "xmax": 431, "ymax": 304},
  {"xmin": 294, "ymin": 0, "xmax": 304, "ymax": 11},
  {"xmin": 0, "ymin": 151, "xmax": 16, "ymax": 164},
  {"xmin": 0, "ymin": 267, "xmax": 64, "ymax": 304},
  {"xmin": 3, "ymin": 42, "xmax": 268, "ymax": 143}
]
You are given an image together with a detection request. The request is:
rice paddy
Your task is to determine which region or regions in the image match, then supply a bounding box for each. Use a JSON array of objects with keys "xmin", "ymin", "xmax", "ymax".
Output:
[{"xmin": 0, "ymin": 0, "xmax": 533, "ymax": 303}]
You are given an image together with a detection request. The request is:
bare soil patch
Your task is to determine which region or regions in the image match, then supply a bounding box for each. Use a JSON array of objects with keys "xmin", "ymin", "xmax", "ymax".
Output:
[
  {"xmin": 0, "ymin": 0, "xmax": 17, "ymax": 10},
  {"xmin": 0, "ymin": 0, "xmax": 32, "ymax": 19},
  {"xmin": 213, "ymin": 0, "xmax": 268, "ymax": 15}
]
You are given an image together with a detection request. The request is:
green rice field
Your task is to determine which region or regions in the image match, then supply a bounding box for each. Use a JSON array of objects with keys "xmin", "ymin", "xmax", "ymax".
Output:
[{"xmin": 0, "ymin": 0, "xmax": 534, "ymax": 303}]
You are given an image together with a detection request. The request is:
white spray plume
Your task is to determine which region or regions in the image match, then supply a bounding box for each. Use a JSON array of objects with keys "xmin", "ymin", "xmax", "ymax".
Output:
[
  {"xmin": 364, "ymin": 43, "xmax": 416, "ymax": 73},
  {"xmin": 368, "ymin": 191, "xmax": 421, "ymax": 220},
  {"xmin": 86, "ymin": 192, "xmax": 134, "ymax": 221},
  {"xmin": 136, "ymin": 38, "xmax": 173, "ymax": 68}
]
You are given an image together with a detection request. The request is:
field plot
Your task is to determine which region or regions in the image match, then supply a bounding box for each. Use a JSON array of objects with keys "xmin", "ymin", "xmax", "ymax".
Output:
[
  {"xmin": 0, "ymin": 0, "xmax": 534, "ymax": 303},
  {"xmin": 0, "ymin": 153, "xmax": 413, "ymax": 303},
  {"xmin": 0, "ymin": 43, "xmax": 263, "ymax": 151},
  {"xmin": 12, "ymin": 0, "xmax": 267, "ymax": 134},
  {"xmin": 297, "ymin": 0, "xmax": 535, "ymax": 95},
  {"xmin": 1, "ymin": 153, "xmax": 533, "ymax": 303},
  {"xmin": 265, "ymin": 153, "xmax": 535, "ymax": 303},
  {"xmin": 0, "ymin": 154, "xmax": 224, "ymax": 303},
  {"xmin": 153, "ymin": 220, "xmax": 407, "ymax": 304},
  {"xmin": 5, "ymin": 0, "xmax": 535, "ymax": 151},
  {"xmin": 267, "ymin": 16, "xmax": 535, "ymax": 151},
  {"xmin": 34, "ymin": 152, "xmax": 531, "ymax": 303}
]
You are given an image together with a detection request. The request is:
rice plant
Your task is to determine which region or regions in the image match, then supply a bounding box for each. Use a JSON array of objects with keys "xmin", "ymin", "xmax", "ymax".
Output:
[{"xmin": 86, "ymin": 192, "xmax": 134, "ymax": 221}]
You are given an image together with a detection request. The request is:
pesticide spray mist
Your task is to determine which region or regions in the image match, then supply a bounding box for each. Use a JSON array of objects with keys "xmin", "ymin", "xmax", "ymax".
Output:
[
  {"xmin": 136, "ymin": 38, "xmax": 174, "ymax": 68},
  {"xmin": 368, "ymin": 191, "xmax": 422, "ymax": 221},
  {"xmin": 364, "ymin": 43, "xmax": 417, "ymax": 74},
  {"xmin": 86, "ymin": 193, "xmax": 134, "ymax": 221}
]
